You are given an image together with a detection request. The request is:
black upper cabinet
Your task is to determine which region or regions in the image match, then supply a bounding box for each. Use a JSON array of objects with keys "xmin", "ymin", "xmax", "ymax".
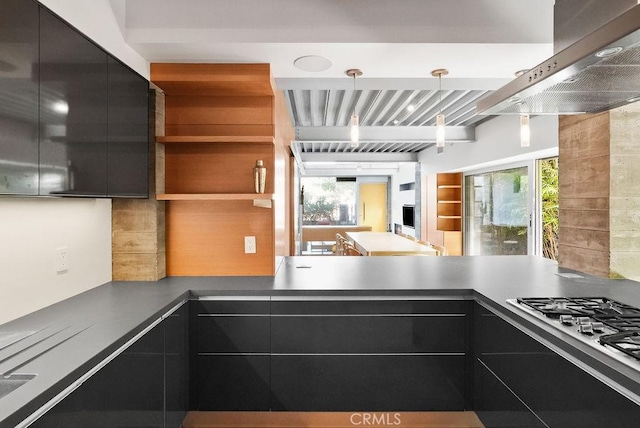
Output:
[
  {"xmin": 39, "ymin": 8, "xmax": 108, "ymax": 197},
  {"xmin": 107, "ymin": 57, "xmax": 149, "ymax": 198},
  {"xmin": 0, "ymin": 0, "xmax": 39, "ymax": 195}
]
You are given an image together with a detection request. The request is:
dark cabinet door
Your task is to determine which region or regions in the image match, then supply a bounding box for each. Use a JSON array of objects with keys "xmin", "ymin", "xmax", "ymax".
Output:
[
  {"xmin": 165, "ymin": 303, "xmax": 188, "ymax": 427},
  {"xmin": 270, "ymin": 299, "xmax": 470, "ymax": 411},
  {"xmin": 107, "ymin": 56, "xmax": 149, "ymax": 198},
  {"xmin": 191, "ymin": 299, "xmax": 271, "ymax": 411},
  {"xmin": 0, "ymin": 0, "xmax": 39, "ymax": 195},
  {"xmin": 30, "ymin": 321, "xmax": 165, "ymax": 428},
  {"xmin": 271, "ymin": 355, "xmax": 466, "ymax": 411},
  {"xmin": 39, "ymin": 8, "xmax": 108, "ymax": 197},
  {"xmin": 474, "ymin": 303, "xmax": 640, "ymax": 428}
]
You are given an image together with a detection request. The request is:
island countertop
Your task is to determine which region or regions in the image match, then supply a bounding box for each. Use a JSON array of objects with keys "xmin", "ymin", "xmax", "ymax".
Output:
[{"xmin": 2, "ymin": 255, "xmax": 640, "ymax": 426}]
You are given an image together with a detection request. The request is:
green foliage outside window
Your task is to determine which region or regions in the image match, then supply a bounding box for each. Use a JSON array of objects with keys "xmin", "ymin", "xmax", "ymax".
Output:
[{"xmin": 541, "ymin": 158, "xmax": 559, "ymax": 260}]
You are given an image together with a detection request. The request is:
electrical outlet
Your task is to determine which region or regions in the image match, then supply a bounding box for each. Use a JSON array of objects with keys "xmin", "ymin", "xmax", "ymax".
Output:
[
  {"xmin": 244, "ymin": 236, "xmax": 256, "ymax": 254},
  {"xmin": 55, "ymin": 247, "xmax": 69, "ymax": 273}
]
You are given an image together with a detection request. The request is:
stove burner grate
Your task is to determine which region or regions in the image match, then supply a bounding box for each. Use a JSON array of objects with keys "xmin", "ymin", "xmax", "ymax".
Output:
[
  {"xmin": 599, "ymin": 330, "xmax": 640, "ymax": 361},
  {"xmin": 516, "ymin": 297, "xmax": 640, "ymax": 318},
  {"xmin": 593, "ymin": 315, "xmax": 640, "ymax": 332}
]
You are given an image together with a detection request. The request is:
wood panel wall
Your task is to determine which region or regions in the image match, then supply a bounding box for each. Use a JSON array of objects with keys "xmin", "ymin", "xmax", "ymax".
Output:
[
  {"xmin": 151, "ymin": 63, "xmax": 292, "ymax": 277},
  {"xmin": 558, "ymin": 113, "xmax": 611, "ymax": 277},
  {"xmin": 273, "ymin": 89, "xmax": 295, "ymax": 261}
]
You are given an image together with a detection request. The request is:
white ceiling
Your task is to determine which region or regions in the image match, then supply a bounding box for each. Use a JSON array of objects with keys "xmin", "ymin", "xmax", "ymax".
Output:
[{"xmin": 117, "ymin": 0, "xmax": 557, "ymax": 175}]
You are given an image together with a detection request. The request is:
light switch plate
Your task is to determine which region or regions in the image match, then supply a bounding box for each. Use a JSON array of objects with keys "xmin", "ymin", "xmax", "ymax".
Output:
[{"xmin": 244, "ymin": 236, "xmax": 256, "ymax": 254}]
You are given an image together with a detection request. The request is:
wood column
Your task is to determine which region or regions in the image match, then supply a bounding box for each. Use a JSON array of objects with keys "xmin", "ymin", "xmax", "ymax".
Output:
[
  {"xmin": 112, "ymin": 86, "xmax": 167, "ymax": 281},
  {"xmin": 558, "ymin": 102, "xmax": 640, "ymax": 280}
]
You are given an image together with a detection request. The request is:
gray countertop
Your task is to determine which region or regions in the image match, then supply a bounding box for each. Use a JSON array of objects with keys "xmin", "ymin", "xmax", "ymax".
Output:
[{"xmin": 2, "ymin": 255, "xmax": 640, "ymax": 426}]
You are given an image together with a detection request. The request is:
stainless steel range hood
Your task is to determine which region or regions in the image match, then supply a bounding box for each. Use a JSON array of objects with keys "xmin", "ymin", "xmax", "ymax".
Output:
[{"xmin": 477, "ymin": 4, "xmax": 640, "ymax": 116}]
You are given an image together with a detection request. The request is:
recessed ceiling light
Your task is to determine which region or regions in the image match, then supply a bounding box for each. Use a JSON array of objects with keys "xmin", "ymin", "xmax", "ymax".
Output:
[
  {"xmin": 595, "ymin": 47, "xmax": 623, "ymax": 58},
  {"xmin": 293, "ymin": 55, "xmax": 333, "ymax": 72},
  {"xmin": 407, "ymin": 105, "xmax": 416, "ymax": 112},
  {"xmin": 393, "ymin": 119, "xmax": 399, "ymax": 125}
]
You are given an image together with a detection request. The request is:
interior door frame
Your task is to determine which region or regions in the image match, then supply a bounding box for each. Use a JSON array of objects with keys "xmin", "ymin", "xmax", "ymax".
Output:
[{"xmin": 356, "ymin": 176, "xmax": 390, "ymax": 231}]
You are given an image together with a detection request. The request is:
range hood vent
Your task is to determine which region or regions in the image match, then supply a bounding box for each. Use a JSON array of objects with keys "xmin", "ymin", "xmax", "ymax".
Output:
[{"xmin": 477, "ymin": 5, "xmax": 640, "ymax": 116}]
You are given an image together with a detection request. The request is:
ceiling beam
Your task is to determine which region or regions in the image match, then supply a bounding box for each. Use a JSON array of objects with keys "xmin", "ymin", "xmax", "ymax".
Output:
[
  {"xmin": 297, "ymin": 152, "xmax": 417, "ymax": 162},
  {"xmin": 295, "ymin": 125, "xmax": 476, "ymax": 143}
]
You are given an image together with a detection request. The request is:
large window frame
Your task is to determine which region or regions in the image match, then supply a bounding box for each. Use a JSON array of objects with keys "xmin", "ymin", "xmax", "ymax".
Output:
[{"xmin": 463, "ymin": 160, "xmax": 538, "ymax": 256}]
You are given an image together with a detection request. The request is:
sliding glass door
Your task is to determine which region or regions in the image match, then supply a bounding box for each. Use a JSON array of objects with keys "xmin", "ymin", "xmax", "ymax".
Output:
[{"xmin": 465, "ymin": 166, "xmax": 531, "ymax": 255}]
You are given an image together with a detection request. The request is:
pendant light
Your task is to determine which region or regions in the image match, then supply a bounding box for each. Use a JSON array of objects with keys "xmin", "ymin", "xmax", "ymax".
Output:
[
  {"xmin": 520, "ymin": 114, "xmax": 531, "ymax": 147},
  {"xmin": 346, "ymin": 69, "xmax": 362, "ymax": 148},
  {"xmin": 431, "ymin": 69, "xmax": 448, "ymax": 149}
]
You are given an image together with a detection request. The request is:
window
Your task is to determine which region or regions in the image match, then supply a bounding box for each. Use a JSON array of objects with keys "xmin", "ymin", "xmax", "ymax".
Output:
[
  {"xmin": 465, "ymin": 166, "xmax": 530, "ymax": 255},
  {"xmin": 301, "ymin": 177, "xmax": 357, "ymax": 225}
]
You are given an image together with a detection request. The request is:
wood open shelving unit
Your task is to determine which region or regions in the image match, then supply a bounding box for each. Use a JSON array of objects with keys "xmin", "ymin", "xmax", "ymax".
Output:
[
  {"xmin": 436, "ymin": 173, "xmax": 463, "ymax": 231},
  {"xmin": 151, "ymin": 63, "xmax": 292, "ymax": 277},
  {"xmin": 157, "ymin": 135, "xmax": 275, "ymax": 205}
]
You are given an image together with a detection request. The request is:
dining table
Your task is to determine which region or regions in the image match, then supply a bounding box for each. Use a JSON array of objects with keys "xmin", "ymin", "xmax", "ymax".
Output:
[{"xmin": 345, "ymin": 231, "xmax": 438, "ymax": 256}]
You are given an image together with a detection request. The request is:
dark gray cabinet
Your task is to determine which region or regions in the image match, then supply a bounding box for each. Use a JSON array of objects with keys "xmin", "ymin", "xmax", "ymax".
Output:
[
  {"xmin": 39, "ymin": 7, "xmax": 108, "ymax": 197},
  {"xmin": 0, "ymin": 0, "xmax": 39, "ymax": 195},
  {"xmin": 474, "ymin": 303, "xmax": 640, "ymax": 428},
  {"xmin": 0, "ymin": 4, "xmax": 148, "ymax": 198},
  {"xmin": 270, "ymin": 299, "xmax": 471, "ymax": 411},
  {"xmin": 107, "ymin": 56, "xmax": 149, "ymax": 198},
  {"xmin": 165, "ymin": 303, "xmax": 189, "ymax": 427},
  {"xmin": 31, "ymin": 303, "xmax": 187, "ymax": 428},
  {"xmin": 190, "ymin": 299, "xmax": 271, "ymax": 411}
]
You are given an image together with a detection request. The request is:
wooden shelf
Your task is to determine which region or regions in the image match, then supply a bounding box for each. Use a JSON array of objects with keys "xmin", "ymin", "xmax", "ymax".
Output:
[
  {"xmin": 157, "ymin": 193, "xmax": 274, "ymax": 201},
  {"xmin": 436, "ymin": 172, "xmax": 463, "ymax": 232},
  {"xmin": 157, "ymin": 136, "xmax": 274, "ymax": 144}
]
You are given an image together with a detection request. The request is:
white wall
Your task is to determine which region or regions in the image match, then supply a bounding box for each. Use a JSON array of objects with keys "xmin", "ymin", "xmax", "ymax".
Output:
[
  {"xmin": 391, "ymin": 163, "xmax": 418, "ymax": 237},
  {"xmin": 0, "ymin": 199, "xmax": 112, "ymax": 324},
  {"xmin": 419, "ymin": 115, "xmax": 559, "ymax": 174},
  {"xmin": 0, "ymin": 2, "xmax": 149, "ymax": 325}
]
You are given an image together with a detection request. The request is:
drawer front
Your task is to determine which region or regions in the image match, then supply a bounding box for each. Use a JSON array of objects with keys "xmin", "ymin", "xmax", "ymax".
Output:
[
  {"xmin": 271, "ymin": 299, "xmax": 467, "ymax": 315},
  {"xmin": 271, "ymin": 355, "xmax": 466, "ymax": 411},
  {"xmin": 197, "ymin": 315, "xmax": 270, "ymax": 353},
  {"xmin": 196, "ymin": 355, "xmax": 270, "ymax": 411},
  {"xmin": 194, "ymin": 299, "xmax": 270, "ymax": 315},
  {"xmin": 271, "ymin": 314, "xmax": 465, "ymax": 354}
]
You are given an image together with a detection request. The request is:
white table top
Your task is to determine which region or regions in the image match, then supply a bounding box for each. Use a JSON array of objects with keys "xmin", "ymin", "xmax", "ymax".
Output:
[{"xmin": 345, "ymin": 231, "xmax": 437, "ymax": 256}]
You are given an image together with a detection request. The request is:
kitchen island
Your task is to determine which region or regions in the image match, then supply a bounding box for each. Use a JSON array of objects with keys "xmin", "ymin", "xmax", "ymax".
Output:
[{"xmin": 1, "ymin": 256, "xmax": 640, "ymax": 427}]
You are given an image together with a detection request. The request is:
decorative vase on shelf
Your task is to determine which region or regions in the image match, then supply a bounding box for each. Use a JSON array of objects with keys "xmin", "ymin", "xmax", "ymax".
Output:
[{"xmin": 254, "ymin": 160, "xmax": 266, "ymax": 194}]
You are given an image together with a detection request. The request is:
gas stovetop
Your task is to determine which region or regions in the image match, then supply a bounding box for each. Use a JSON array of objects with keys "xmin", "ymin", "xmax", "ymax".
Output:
[{"xmin": 507, "ymin": 297, "xmax": 640, "ymax": 371}]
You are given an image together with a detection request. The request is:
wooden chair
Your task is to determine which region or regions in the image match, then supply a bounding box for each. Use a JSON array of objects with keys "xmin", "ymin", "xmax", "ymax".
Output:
[
  {"xmin": 429, "ymin": 243, "xmax": 448, "ymax": 256},
  {"xmin": 335, "ymin": 233, "xmax": 347, "ymax": 256},
  {"xmin": 343, "ymin": 242, "xmax": 364, "ymax": 256}
]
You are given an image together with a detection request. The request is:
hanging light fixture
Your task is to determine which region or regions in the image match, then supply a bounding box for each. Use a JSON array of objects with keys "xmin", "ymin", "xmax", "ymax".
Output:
[
  {"xmin": 431, "ymin": 69, "xmax": 449, "ymax": 149},
  {"xmin": 515, "ymin": 69, "xmax": 531, "ymax": 148},
  {"xmin": 346, "ymin": 69, "xmax": 362, "ymax": 148},
  {"xmin": 520, "ymin": 114, "xmax": 531, "ymax": 147}
]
